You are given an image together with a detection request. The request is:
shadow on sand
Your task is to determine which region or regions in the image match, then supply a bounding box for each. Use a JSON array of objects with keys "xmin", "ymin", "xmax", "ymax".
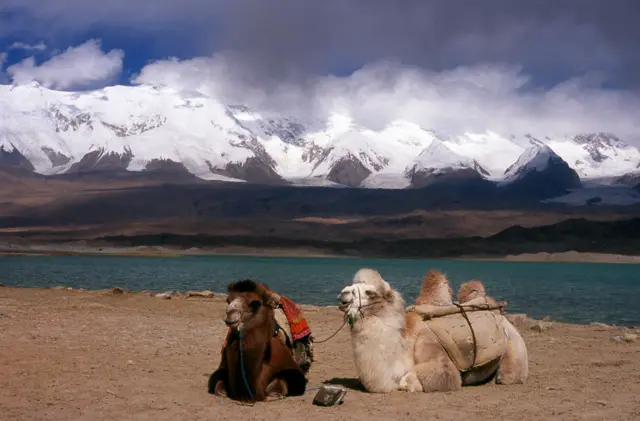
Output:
[{"xmin": 323, "ymin": 377, "xmax": 366, "ymax": 391}]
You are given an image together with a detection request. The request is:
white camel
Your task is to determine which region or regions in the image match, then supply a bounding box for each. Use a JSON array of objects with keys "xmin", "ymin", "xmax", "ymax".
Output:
[{"xmin": 337, "ymin": 268, "xmax": 528, "ymax": 393}]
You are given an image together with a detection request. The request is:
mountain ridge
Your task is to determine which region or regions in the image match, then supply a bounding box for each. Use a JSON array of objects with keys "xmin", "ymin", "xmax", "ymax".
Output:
[{"xmin": 1, "ymin": 82, "xmax": 640, "ymax": 199}]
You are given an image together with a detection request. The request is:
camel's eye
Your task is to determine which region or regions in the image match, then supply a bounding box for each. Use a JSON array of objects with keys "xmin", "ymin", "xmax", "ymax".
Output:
[
  {"xmin": 365, "ymin": 290, "xmax": 378, "ymax": 298},
  {"xmin": 249, "ymin": 300, "xmax": 262, "ymax": 312}
]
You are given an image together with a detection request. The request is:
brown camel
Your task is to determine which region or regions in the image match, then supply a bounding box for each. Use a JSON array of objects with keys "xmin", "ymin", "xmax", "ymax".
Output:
[{"xmin": 208, "ymin": 280, "xmax": 308, "ymax": 402}]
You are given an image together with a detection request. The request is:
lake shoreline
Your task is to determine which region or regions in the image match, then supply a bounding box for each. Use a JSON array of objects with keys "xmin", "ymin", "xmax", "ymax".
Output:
[
  {"xmin": 0, "ymin": 285, "xmax": 637, "ymax": 329},
  {"xmin": 2, "ymin": 242, "xmax": 640, "ymax": 264}
]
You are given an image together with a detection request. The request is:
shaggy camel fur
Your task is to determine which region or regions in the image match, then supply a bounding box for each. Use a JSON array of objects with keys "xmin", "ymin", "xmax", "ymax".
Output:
[
  {"xmin": 337, "ymin": 268, "xmax": 528, "ymax": 393},
  {"xmin": 415, "ymin": 269, "xmax": 453, "ymax": 306},
  {"xmin": 208, "ymin": 280, "xmax": 307, "ymax": 401},
  {"xmin": 457, "ymin": 280, "xmax": 504, "ymax": 314}
]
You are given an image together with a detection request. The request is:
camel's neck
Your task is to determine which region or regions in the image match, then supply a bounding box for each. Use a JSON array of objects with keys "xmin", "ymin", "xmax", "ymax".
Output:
[
  {"xmin": 225, "ymin": 318, "xmax": 273, "ymax": 400},
  {"xmin": 349, "ymin": 309, "xmax": 413, "ymax": 393}
]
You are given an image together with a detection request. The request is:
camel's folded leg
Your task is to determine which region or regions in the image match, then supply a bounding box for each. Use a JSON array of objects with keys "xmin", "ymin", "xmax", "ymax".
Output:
[
  {"xmin": 208, "ymin": 369, "xmax": 227, "ymax": 396},
  {"xmin": 265, "ymin": 377, "xmax": 289, "ymax": 397},
  {"xmin": 495, "ymin": 319, "xmax": 529, "ymax": 385},
  {"xmin": 398, "ymin": 371, "xmax": 423, "ymax": 392},
  {"xmin": 413, "ymin": 356, "xmax": 462, "ymax": 393}
]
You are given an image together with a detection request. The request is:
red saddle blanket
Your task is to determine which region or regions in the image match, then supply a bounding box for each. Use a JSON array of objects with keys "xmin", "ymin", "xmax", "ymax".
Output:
[
  {"xmin": 221, "ymin": 293, "xmax": 311, "ymax": 349},
  {"xmin": 278, "ymin": 295, "xmax": 312, "ymax": 341}
]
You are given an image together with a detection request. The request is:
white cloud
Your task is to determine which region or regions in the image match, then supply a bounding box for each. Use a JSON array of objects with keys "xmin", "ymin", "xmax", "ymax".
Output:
[
  {"xmin": 9, "ymin": 41, "xmax": 47, "ymax": 52},
  {"xmin": 6, "ymin": 39, "xmax": 124, "ymax": 90},
  {"xmin": 131, "ymin": 53, "xmax": 274, "ymax": 103},
  {"xmin": 132, "ymin": 55, "xmax": 640, "ymax": 145}
]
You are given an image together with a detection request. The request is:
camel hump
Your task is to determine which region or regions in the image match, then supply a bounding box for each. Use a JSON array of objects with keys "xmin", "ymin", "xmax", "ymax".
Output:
[
  {"xmin": 457, "ymin": 280, "xmax": 487, "ymax": 303},
  {"xmin": 424, "ymin": 310, "xmax": 507, "ymax": 372},
  {"xmin": 416, "ymin": 269, "xmax": 453, "ymax": 306}
]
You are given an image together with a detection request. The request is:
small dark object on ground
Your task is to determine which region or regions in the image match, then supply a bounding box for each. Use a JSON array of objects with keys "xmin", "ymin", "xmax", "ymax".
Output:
[{"xmin": 312, "ymin": 385, "xmax": 347, "ymax": 407}]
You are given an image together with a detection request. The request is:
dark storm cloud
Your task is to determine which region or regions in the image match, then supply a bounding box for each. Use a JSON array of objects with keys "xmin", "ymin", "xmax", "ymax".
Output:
[
  {"xmin": 1, "ymin": 0, "xmax": 639, "ymax": 86},
  {"xmin": 214, "ymin": 0, "xmax": 640, "ymax": 87}
]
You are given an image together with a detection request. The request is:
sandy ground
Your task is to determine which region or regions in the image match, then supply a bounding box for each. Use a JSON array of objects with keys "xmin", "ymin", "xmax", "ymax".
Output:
[{"xmin": 0, "ymin": 287, "xmax": 639, "ymax": 421}]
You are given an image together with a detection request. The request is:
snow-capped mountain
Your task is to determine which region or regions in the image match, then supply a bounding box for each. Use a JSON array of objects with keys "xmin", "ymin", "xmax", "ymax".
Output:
[
  {"xmin": 500, "ymin": 144, "xmax": 582, "ymax": 198},
  {"xmin": 1, "ymin": 82, "xmax": 640, "ymax": 192},
  {"xmin": 547, "ymin": 133, "xmax": 640, "ymax": 179},
  {"xmin": 403, "ymin": 139, "xmax": 490, "ymax": 188},
  {"xmin": 504, "ymin": 144, "xmax": 560, "ymax": 182}
]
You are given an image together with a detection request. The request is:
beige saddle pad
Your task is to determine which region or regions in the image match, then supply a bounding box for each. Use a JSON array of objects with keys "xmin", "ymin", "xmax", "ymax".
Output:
[{"xmin": 422, "ymin": 310, "xmax": 507, "ymax": 372}]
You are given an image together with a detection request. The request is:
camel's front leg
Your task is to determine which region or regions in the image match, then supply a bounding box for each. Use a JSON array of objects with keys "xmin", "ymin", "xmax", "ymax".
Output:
[
  {"xmin": 213, "ymin": 380, "xmax": 227, "ymax": 397},
  {"xmin": 398, "ymin": 371, "xmax": 423, "ymax": 392},
  {"xmin": 414, "ymin": 358, "xmax": 462, "ymax": 392},
  {"xmin": 412, "ymin": 340, "xmax": 462, "ymax": 393},
  {"xmin": 265, "ymin": 377, "xmax": 289, "ymax": 397},
  {"xmin": 208, "ymin": 368, "xmax": 228, "ymax": 396}
]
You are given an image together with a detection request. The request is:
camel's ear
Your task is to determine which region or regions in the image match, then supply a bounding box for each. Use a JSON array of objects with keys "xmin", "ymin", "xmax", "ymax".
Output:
[
  {"xmin": 364, "ymin": 289, "xmax": 379, "ymax": 299},
  {"xmin": 382, "ymin": 288, "xmax": 396, "ymax": 302},
  {"xmin": 263, "ymin": 290, "xmax": 280, "ymax": 309},
  {"xmin": 252, "ymin": 282, "xmax": 278, "ymax": 309},
  {"xmin": 376, "ymin": 281, "xmax": 395, "ymax": 302}
]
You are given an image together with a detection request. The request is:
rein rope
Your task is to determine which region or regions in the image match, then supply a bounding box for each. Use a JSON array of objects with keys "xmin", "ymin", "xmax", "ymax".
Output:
[
  {"xmin": 313, "ymin": 318, "xmax": 348, "ymax": 343},
  {"xmin": 238, "ymin": 331, "xmax": 256, "ymax": 405}
]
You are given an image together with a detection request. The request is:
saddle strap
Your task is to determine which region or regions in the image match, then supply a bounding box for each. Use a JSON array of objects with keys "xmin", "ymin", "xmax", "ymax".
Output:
[{"xmin": 453, "ymin": 303, "xmax": 477, "ymax": 368}]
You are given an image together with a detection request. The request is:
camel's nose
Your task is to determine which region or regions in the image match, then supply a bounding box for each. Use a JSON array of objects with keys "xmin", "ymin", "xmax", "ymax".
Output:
[
  {"xmin": 224, "ymin": 301, "xmax": 242, "ymax": 328},
  {"xmin": 224, "ymin": 309, "xmax": 240, "ymax": 327},
  {"xmin": 337, "ymin": 289, "xmax": 353, "ymax": 311}
]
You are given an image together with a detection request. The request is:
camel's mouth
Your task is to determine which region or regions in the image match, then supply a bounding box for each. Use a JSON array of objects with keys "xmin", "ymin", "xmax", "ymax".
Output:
[
  {"xmin": 224, "ymin": 310, "xmax": 241, "ymax": 328},
  {"xmin": 224, "ymin": 318, "xmax": 240, "ymax": 328},
  {"xmin": 337, "ymin": 292, "xmax": 353, "ymax": 312},
  {"xmin": 338, "ymin": 301, "xmax": 351, "ymax": 312},
  {"xmin": 337, "ymin": 288, "xmax": 354, "ymax": 312}
]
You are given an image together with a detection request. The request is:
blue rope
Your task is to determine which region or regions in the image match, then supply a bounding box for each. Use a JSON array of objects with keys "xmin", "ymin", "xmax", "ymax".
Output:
[{"xmin": 238, "ymin": 332, "xmax": 256, "ymax": 403}]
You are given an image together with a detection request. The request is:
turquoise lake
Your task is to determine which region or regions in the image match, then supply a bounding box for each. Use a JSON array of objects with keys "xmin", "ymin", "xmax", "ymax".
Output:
[{"xmin": 1, "ymin": 254, "xmax": 638, "ymax": 326}]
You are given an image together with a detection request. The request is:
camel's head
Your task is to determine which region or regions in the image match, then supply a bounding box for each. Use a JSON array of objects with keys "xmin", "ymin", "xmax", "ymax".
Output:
[
  {"xmin": 224, "ymin": 280, "xmax": 278, "ymax": 333},
  {"xmin": 337, "ymin": 268, "xmax": 402, "ymax": 324}
]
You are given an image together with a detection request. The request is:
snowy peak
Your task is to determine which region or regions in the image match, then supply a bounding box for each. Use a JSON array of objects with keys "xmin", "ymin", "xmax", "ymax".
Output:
[
  {"xmin": 504, "ymin": 144, "xmax": 557, "ymax": 181},
  {"xmin": 403, "ymin": 138, "xmax": 492, "ymax": 188},
  {"xmin": 573, "ymin": 132, "xmax": 631, "ymax": 163},
  {"xmin": 408, "ymin": 138, "xmax": 489, "ymax": 175},
  {"xmin": 501, "ymin": 144, "xmax": 582, "ymax": 198},
  {"xmin": 547, "ymin": 132, "xmax": 640, "ymax": 179},
  {"xmin": 574, "ymin": 132, "xmax": 627, "ymax": 149},
  {"xmin": 227, "ymin": 104, "xmax": 308, "ymax": 146}
]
